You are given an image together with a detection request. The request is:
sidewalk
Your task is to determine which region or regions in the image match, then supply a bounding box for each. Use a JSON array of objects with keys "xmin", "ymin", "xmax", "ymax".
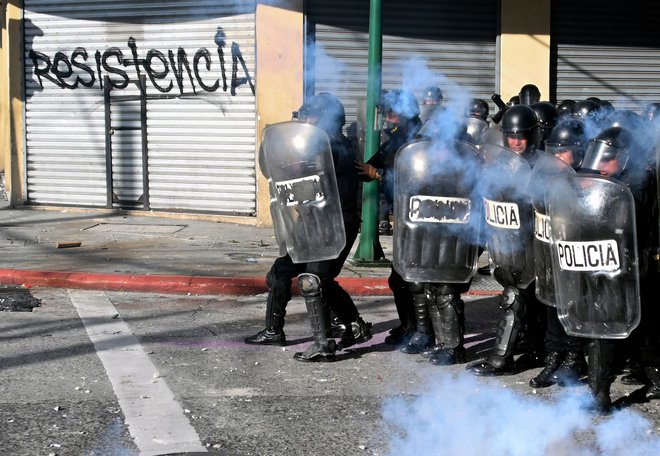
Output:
[{"xmin": 0, "ymin": 198, "xmax": 501, "ymax": 296}]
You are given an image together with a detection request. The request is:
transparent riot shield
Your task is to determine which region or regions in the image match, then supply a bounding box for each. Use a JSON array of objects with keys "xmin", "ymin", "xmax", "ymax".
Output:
[
  {"xmin": 547, "ymin": 174, "xmax": 640, "ymax": 339},
  {"xmin": 261, "ymin": 121, "xmax": 345, "ymax": 263},
  {"xmin": 527, "ymin": 152, "xmax": 576, "ymax": 306},
  {"xmin": 479, "ymin": 144, "xmax": 535, "ymax": 288},
  {"xmin": 392, "ymin": 140, "xmax": 482, "ymax": 283}
]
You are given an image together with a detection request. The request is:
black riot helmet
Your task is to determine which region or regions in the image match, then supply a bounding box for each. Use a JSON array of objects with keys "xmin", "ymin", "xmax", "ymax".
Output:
[
  {"xmin": 594, "ymin": 98, "xmax": 614, "ymax": 116},
  {"xmin": 530, "ymin": 102, "xmax": 558, "ymax": 145},
  {"xmin": 423, "ymin": 86, "xmax": 443, "ymax": 105},
  {"xmin": 519, "ymin": 84, "xmax": 541, "ymax": 105},
  {"xmin": 605, "ymin": 109, "xmax": 644, "ymax": 132},
  {"xmin": 468, "ymin": 98, "xmax": 489, "ymax": 121},
  {"xmin": 380, "ymin": 89, "xmax": 421, "ymax": 133},
  {"xmin": 581, "ymin": 126, "xmax": 633, "ymax": 177},
  {"xmin": 299, "ymin": 92, "xmax": 346, "ymax": 137},
  {"xmin": 643, "ymin": 102, "xmax": 660, "ymax": 122},
  {"xmin": 570, "ymin": 99, "xmax": 600, "ymax": 121},
  {"xmin": 605, "ymin": 109, "xmax": 654, "ymax": 167},
  {"xmin": 379, "ymin": 89, "xmax": 422, "ymax": 142},
  {"xmin": 501, "ymin": 104, "xmax": 541, "ymax": 155},
  {"xmin": 544, "ymin": 119, "xmax": 587, "ymax": 169},
  {"xmin": 382, "ymin": 89, "xmax": 420, "ymax": 119},
  {"xmin": 556, "ymin": 99, "xmax": 575, "ymax": 118}
]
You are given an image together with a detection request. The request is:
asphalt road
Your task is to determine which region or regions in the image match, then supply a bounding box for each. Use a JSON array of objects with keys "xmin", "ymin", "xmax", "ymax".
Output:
[{"xmin": 1, "ymin": 288, "xmax": 660, "ymax": 456}]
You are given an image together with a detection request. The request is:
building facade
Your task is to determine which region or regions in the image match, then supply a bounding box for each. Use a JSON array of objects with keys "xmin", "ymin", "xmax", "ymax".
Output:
[{"xmin": 1, "ymin": 0, "xmax": 658, "ymax": 225}]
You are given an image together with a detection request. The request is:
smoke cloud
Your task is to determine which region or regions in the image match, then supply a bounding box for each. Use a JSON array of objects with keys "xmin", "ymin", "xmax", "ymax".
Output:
[{"xmin": 382, "ymin": 372, "xmax": 660, "ymax": 456}]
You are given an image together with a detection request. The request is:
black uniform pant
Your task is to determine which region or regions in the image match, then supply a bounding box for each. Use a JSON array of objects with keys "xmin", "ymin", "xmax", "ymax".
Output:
[
  {"xmin": 268, "ymin": 220, "xmax": 361, "ymax": 325},
  {"xmin": 628, "ymin": 277, "xmax": 660, "ymax": 367},
  {"xmin": 387, "ymin": 267, "xmax": 415, "ymax": 330},
  {"xmin": 545, "ymin": 306, "xmax": 586, "ymax": 354}
]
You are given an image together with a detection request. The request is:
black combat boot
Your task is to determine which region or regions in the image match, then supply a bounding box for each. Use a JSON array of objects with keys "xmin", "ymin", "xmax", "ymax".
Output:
[
  {"xmin": 328, "ymin": 311, "xmax": 347, "ymax": 338},
  {"xmin": 620, "ymin": 360, "xmax": 647, "ymax": 385},
  {"xmin": 400, "ymin": 283, "xmax": 434, "ymax": 354},
  {"xmin": 244, "ymin": 328, "xmax": 286, "ymax": 346},
  {"xmin": 338, "ymin": 317, "xmax": 372, "ymax": 349},
  {"xmin": 587, "ymin": 340, "xmax": 615, "ymax": 414},
  {"xmin": 245, "ymin": 280, "xmax": 287, "ymax": 346},
  {"xmin": 644, "ymin": 367, "xmax": 660, "ymax": 401},
  {"xmin": 529, "ymin": 351, "xmax": 564, "ymax": 388},
  {"xmin": 551, "ymin": 350, "xmax": 587, "ymax": 386},
  {"xmin": 429, "ymin": 346, "xmax": 467, "ymax": 366},
  {"xmin": 385, "ymin": 273, "xmax": 416, "ymax": 346}
]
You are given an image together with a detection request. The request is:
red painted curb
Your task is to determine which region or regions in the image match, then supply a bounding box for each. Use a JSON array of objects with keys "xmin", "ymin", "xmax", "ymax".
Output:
[{"xmin": 0, "ymin": 268, "xmax": 499, "ymax": 297}]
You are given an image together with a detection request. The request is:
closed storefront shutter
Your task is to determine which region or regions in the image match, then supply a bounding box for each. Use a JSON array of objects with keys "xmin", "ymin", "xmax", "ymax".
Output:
[
  {"xmin": 305, "ymin": 0, "xmax": 498, "ymax": 131},
  {"xmin": 552, "ymin": 0, "xmax": 660, "ymax": 111},
  {"xmin": 23, "ymin": 0, "xmax": 257, "ymax": 215}
]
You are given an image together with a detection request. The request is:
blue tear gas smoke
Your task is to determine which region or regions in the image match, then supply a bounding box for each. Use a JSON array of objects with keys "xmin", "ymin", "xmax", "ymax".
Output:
[
  {"xmin": 382, "ymin": 372, "xmax": 660, "ymax": 456},
  {"xmin": 398, "ymin": 57, "xmax": 473, "ymax": 146}
]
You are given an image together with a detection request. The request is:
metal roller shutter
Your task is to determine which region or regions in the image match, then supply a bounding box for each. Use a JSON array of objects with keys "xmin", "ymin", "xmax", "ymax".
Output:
[
  {"xmin": 552, "ymin": 0, "xmax": 660, "ymax": 111},
  {"xmin": 305, "ymin": 0, "xmax": 498, "ymax": 131},
  {"xmin": 23, "ymin": 0, "xmax": 257, "ymax": 215}
]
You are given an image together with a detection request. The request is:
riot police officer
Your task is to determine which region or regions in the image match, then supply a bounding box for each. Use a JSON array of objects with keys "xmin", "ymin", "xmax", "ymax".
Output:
[
  {"xmin": 420, "ymin": 86, "xmax": 444, "ymax": 124},
  {"xmin": 519, "ymin": 83, "xmax": 541, "ymax": 105},
  {"xmin": 643, "ymin": 102, "xmax": 660, "ymax": 122},
  {"xmin": 530, "ymin": 102, "xmax": 559, "ymax": 149},
  {"xmin": 500, "ymin": 104, "xmax": 542, "ymax": 162},
  {"xmin": 548, "ymin": 126, "xmax": 653, "ymax": 412},
  {"xmin": 468, "ymin": 105, "xmax": 546, "ymax": 376},
  {"xmin": 247, "ymin": 93, "xmax": 371, "ymax": 362},
  {"xmin": 356, "ymin": 89, "xmax": 423, "ymax": 345},
  {"xmin": 459, "ymin": 99, "xmax": 490, "ymax": 146},
  {"xmin": 359, "ymin": 89, "xmax": 424, "ymax": 236},
  {"xmin": 528, "ymin": 120, "xmax": 589, "ymax": 389},
  {"xmin": 390, "ymin": 138, "xmax": 482, "ymax": 365}
]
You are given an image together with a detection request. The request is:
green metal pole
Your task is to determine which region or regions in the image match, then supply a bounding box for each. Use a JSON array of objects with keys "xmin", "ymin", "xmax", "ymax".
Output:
[{"xmin": 353, "ymin": 0, "xmax": 386, "ymax": 264}]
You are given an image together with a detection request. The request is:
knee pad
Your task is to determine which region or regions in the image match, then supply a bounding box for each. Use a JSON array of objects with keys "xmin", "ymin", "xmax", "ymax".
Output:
[
  {"xmin": 408, "ymin": 281, "xmax": 425, "ymax": 294},
  {"xmin": 298, "ymin": 273, "xmax": 321, "ymax": 297},
  {"xmin": 500, "ymin": 286, "xmax": 520, "ymax": 310},
  {"xmin": 437, "ymin": 285, "xmax": 456, "ymax": 308}
]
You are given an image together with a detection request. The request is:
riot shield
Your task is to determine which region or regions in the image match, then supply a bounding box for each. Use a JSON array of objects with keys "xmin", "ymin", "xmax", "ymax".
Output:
[
  {"xmin": 261, "ymin": 121, "xmax": 346, "ymax": 263},
  {"xmin": 481, "ymin": 125, "xmax": 505, "ymax": 148},
  {"xmin": 527, "ymin": 153, "xmax": 576, "ymax": 306},
  {"xmin": 547, "ymin": 174, "xmax": 640, "ymax": 339},
  {"xmin": 479, "ymin": 144, "xmax": 535, "ymax": 288},
  {"xmin": 259, "ymin": 144, "xmax": 288, "ymax": 258},
  {"xmin": 392, "ymin": 139, "xmax": 482, "ymax": 283}
]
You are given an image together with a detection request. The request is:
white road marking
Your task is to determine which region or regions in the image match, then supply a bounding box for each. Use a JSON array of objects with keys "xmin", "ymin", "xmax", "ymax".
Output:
[{"xmin": 69, "ymin": 289, "xmax": 207, "ymax": 456}]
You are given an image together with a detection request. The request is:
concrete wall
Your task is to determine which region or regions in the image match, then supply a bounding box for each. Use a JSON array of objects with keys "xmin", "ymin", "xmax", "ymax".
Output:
[
  {"xmin": 499, "ymin": 0, "xmax": 551, "ymax": 102},
  {"xmin": 0, "ymin": 0, "xmax": 25, "ymax": 205}
]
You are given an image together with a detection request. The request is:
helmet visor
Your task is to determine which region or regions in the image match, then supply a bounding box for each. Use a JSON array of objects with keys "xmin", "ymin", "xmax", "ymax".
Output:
[
  {"xmin": 545, "ymin": 143, "xmax": 583, "ymax": 168},
  {"xmin": 581, "ymin": 140, "xmax": 629, "ymax": 175}
]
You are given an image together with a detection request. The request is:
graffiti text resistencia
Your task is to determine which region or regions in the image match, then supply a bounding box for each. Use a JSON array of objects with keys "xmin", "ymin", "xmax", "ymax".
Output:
[{"xmin": 28, "ymin": 36, "xmax": 255, "ymax": 96}]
